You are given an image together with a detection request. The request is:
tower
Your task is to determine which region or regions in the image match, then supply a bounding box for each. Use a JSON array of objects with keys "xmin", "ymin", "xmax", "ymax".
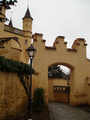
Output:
[
  {"xmin": 23, "ymin": 7, "xmax": 33, "ymax": 44},
  {"xmin": 8, "ymin": 18, "xmax": 13, "ymax": 27}
]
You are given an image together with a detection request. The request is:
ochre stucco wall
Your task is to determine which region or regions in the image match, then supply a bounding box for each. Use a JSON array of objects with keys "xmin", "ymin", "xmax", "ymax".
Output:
[
  {"xmin": 0, "ymin": 6, "xmax": 90, "ymax": 119},
  {"xmin": 0, "ymin": 7, "xmax": 32, "ymax": 119},
  {"xmin": 33, "ymin": 33, "xmax": 90, "ymax": 106},
  {"xmin": 0, "ymin": 72, "xmax": 27, "ymax": 119}
]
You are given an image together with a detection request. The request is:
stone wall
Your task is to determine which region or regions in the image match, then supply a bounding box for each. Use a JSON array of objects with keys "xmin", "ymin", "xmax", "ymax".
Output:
[
  {"xmin": 0, "ymin": 72, "xmax": 27, "ymax": 119},
  {"xmin": 33, "ymin": 33, "xmax": 90, "ymax": 106}
]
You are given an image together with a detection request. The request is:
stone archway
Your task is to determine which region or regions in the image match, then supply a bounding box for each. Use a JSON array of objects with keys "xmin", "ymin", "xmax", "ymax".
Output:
[
  {"xmin": 33, "ymin": 34, "xmax": 90, "ymax": 105},
  {"xmin": 48, "ymin": 63, "xmax": 74, "ymax": 103}
]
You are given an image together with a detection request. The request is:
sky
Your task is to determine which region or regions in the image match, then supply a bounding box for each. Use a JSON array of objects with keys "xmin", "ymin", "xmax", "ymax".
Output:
[{"xmin": 5, "ymin": 0, "xmax": 90, "ymax": 58}]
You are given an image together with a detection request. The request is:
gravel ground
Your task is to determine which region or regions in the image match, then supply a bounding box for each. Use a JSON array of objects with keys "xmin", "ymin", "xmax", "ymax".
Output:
[{"xmin": 48, "ymin": 103, "xmax": 90, "ymax": 120}]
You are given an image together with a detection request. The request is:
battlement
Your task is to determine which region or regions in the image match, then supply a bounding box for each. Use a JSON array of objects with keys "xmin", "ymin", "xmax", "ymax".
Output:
[
  {"xmin": 33, "ymin": 33, "xmax": 43, "ymax": 41},
  {"xmin": 33, "ymin": 33, "xmax": 46, "ymax": 48},
  {"xmin": 32, "ymin": 33, "xmax": 88, "ymax": 61},
  {"xmin": 33, "ymin": 33, "xmax": 87, "ymax": 52},
  {"xmin": 53, "ymin": 36, "xmax": 67, "ymax": 48},
  {"xmin": 72, "ymin": 38, "xmax": 87, "ymax": 49},
  {"xmin": 0, "ymin": 4, "xmax": 90, "ymax": 117},
  {"xmin": 54, "ymin": 36, "xmax": 66, "ymax": 44}
]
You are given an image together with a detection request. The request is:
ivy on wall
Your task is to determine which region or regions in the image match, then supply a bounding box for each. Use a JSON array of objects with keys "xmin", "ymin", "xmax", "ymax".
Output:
[
  {"xmin": 0, "ymin": 56, "xmax": 34, "ymax": 95},
  {"xmin": 0, "ymin": 56, "xmax": 34, "ymax": 74}
]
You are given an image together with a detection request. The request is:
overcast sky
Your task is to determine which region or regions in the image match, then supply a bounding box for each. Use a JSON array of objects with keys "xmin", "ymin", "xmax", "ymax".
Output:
[{"xmin": 6, "ymin": 0, "xmax": 90, "ymax": 58}]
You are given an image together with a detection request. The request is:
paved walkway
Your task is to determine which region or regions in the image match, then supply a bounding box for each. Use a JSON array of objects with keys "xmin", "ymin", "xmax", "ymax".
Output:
[{"xmin": 48, "ymin": 103, "xmax": 90, "ymax": 120}]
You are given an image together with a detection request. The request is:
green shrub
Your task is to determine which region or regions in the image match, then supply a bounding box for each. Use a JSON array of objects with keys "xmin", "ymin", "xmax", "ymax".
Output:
[
  {"xmin": 33, "ymin": 88, "xmax": 45, "ymax": 112},
  {"xmin": 0, "ymin": 56, "xmax": 35, "ymax": 74},
  {"xmin": 0, "ymin": 56, "xmax": 35, "ymax": 96}
]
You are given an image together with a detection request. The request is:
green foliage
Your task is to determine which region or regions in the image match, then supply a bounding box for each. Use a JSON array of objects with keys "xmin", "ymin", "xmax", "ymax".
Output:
[
  {"xmin": 48, "ymin": 64, "xmax": 70, "ymax": 80},
  {"xmin": 0, "ymin": 56, "xmax": 35, "ymax": 96},
  {"xmin": 33, "ymin": 88, "xmax": 45, "ymax": 112},
  {"xmin": 0, "ymin": 56, "xmax": 34, "ymax": 75}
]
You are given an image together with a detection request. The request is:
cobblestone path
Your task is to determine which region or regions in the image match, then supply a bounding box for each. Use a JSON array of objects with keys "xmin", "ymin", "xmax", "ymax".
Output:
[{"xmin": 48, "ymin": 103, "xmax": 90, "ymax": 120}]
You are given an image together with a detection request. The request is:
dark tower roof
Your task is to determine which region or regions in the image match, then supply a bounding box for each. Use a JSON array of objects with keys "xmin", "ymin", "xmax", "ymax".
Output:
[
  {"xmin": 9, "ymin": 19, "xmax": 13, "ymax": 27},
  {"xmin": 23, "ymin": 8, "xmax": 33, "ymax": 20}
]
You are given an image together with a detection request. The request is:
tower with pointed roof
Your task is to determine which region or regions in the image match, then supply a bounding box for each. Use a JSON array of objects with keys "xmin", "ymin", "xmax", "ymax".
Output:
[
  {"xmin": 8, "ymin": 18, "xmax": 13, "ymax": 27},
  {"xmin": 23, "ymin": 7, "xmax": 33, "ymax": 42}
]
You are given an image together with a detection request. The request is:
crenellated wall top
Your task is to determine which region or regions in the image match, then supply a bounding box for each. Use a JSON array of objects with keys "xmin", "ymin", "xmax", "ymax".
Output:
[
  {"xmin": 32, "ymin": 33, "xmax": 87, "ymax": 55},
  {"xmin": 72, "ymin": 38, "xmax": 87, "ymax": 49},
  {"xmin": 32, "ymin": 33, "xmax": 43, "ymax": 41}
]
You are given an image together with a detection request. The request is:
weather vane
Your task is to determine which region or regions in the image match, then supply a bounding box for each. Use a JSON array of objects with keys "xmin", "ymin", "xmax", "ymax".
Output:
[{"xmin": 27, "ymin": 0, "xmax": 29, "ymax": 8}]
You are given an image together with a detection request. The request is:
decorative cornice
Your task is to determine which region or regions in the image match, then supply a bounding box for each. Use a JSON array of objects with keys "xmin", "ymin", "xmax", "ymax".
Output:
[
  {"xmin": 0, "ymin": 37, "xmax": 21, "ymax": 48},
  {"xmin": 11, "ymin": 47, "xmax": 22, "ymax": 52},
  {"xmin": 4, "ymin": 25, "xmax": 24, "ymax": 36}
]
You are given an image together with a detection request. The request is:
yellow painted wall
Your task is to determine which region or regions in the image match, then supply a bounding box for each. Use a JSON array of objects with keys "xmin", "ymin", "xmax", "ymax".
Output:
[
  {"xmin": 0, "ymin": 7, "xmax": 32, "ymax": 119},
  {"xmin": 33, "ymin": 34, "xmax": 90, "ymax": 106},
  {"xmin": 0, "ymin": 72, "xmax": 27, "ymax": 119},
  {"xmin": 0, "ymin": 6, "xmax": 90, "ymax": 119}
]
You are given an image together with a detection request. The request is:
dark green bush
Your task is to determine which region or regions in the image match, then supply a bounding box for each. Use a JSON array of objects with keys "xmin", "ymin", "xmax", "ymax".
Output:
[
  {"xmin": 0, "ymin": 56, "xmax": 35, "ymax": 75},
  {"xmin": 33, "ymin": 88, "xmax": 45, "ymax": 112},
  {"xmin": 0, "ymin": 56, "xmax": 36, "ymax": 97}
]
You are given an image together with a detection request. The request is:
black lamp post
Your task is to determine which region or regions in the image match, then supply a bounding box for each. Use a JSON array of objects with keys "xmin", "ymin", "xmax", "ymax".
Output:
[
  {"xmin": 67, "ymin": 77, "xmax": 70, "ymax": 104},
  {"xmin": 26, "ymin": 44, "xmax": 36, "ymax": 120}
]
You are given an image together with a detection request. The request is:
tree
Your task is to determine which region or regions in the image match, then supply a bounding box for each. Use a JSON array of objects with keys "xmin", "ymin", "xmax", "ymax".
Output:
[
  {"xmin": 0, "ymin": 0, "xmax": 17, "ymax": 8},
  {"xmin": 0, "ymin": 0, "xmax": 17, "ymax": 22},
  {"xmin": 48, "ymin": 64, "xmax": 70, "ymax": 79}
]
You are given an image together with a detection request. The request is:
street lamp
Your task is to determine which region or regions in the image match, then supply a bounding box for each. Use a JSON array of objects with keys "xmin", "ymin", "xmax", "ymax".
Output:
[
  {"xmin": 67, "ymin": 76, "xmax": 70, "ymax": 104},
  {"xmin": 26, "ymin": 44, "xmax": 36, "ymax": 120}
]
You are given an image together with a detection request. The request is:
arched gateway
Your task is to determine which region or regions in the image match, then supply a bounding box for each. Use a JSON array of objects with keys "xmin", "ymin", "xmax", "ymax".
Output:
[
  {"xmin": 0, "ymin": 4, "xmax": 90, "ymax": 119},
  {"xmin": 33, "ymin": 33, "xmax": 90, "ymax": 106},
  {"xmin": 48, "ymin": 63, "xmax": 72, "ymax": 103}
]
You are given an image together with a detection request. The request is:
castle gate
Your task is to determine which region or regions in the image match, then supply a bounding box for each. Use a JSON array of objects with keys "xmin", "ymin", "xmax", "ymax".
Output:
[
  {"xmin": 33, "ymin": 33, "xmax": 90, "ymax": 105},
  {"xmin": 53, "ymin": 86, "xmax": 70, "ymax": 103},
  {"xmin": 48, "ymin": 63, "xmax": 73, "ymax": 103},
  {"xmin": 1, "ymin": 4, "xmax": 90, "ymax": 119}
]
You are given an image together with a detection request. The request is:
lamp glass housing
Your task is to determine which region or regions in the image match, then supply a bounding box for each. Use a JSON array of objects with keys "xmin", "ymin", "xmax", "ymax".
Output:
[{"xmin": 28, "ymin": 51, "xmax": 34, "ymax": 58}]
